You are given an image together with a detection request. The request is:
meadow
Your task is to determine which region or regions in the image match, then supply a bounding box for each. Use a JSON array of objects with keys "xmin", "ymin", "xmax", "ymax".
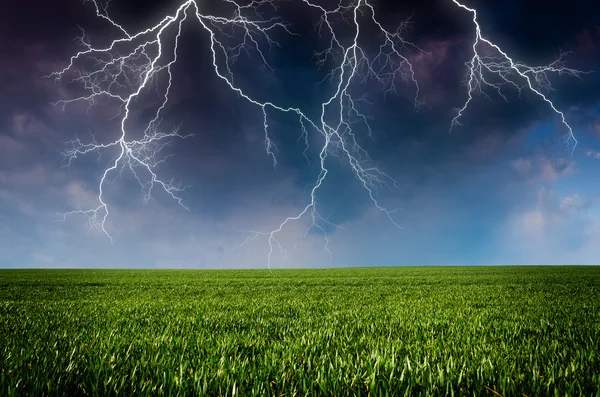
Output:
[{"xmin": 1, "ymin": 266, "xmax": 599, "ymax": 396}]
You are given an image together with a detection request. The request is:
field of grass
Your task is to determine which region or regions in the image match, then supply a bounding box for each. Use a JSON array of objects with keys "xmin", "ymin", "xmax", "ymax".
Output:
[{"xmin": 1, "ymin": 267, "xmax": 599, "ymax": 396}]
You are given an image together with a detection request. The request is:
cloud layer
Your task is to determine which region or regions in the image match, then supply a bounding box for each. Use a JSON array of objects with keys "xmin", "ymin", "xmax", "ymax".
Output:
[{"xmin": 1, "ymin": 0, "xmax": 599, "ymax": 267}]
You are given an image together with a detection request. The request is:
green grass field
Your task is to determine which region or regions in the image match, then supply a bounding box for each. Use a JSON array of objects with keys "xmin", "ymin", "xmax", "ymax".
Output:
[{"xmin": 1, "ymin": 267, "xmax": 599, "ymax": 396}]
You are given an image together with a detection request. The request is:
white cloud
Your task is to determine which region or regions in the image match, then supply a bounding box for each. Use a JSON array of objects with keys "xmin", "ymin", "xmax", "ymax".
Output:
[
  {"xmin": 500, "ymin": 189, "xmax": 600, "ymax": 263},
  {"xmin": 585, "ymin": 150, "xmax": 600, "ymax": 159},
  {"xmin": 521, "ymin": 210, "xmax": 544, "ymax": 233},
  {"xmin": 511, "ymin": 155, "xmax": 574, "ymax": 181},
  {"xmin": 560, "ymin": 194, "xmax": 583, "ymax": 210},
  {"xmin": 64, "ymin": 180, "xmax": 100, "ymax": 210}
]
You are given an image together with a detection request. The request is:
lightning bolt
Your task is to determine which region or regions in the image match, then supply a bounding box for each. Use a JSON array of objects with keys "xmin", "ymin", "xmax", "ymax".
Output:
[
  {"xmin": 50, "ymin": 0, "xmax": 424, "ymax": 266},
  {"xmin": 450, "ymin": 0, "xmax": 586, "ymax": 154},
  {"xmin": 51, "ymin": 0, "xmax": 584, "ymax": 267}
]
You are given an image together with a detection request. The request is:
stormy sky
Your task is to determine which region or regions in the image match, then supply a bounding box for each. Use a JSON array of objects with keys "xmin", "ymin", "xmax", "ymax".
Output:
[{"xmin": 1, "ymin": 0, "xmax": 599, "ymax": 268}]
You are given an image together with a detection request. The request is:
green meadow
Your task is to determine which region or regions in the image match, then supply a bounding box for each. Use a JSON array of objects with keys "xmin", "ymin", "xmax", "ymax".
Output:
[{"xmin": 1, "ymin": 267, "xmax": 599, "ymax": 396}]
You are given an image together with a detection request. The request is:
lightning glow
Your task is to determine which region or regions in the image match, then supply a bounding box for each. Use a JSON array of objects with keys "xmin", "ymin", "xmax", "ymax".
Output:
[
  {"xmin": 50, "ymin": 0, "xmax": 584, "ymax": 266},
  {"xmin": 450, "ymin": 0, "xmax": 585, "ymax": 154}
]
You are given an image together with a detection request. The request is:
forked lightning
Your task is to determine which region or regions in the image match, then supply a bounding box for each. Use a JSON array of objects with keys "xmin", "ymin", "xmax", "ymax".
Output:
[
  {"xmin": 51, "ymin": 0, "xmax": 583, "ymax": 266},
  {"xmin": 450, "ymin": 0, "xmax": 585, "ymax": 153}
]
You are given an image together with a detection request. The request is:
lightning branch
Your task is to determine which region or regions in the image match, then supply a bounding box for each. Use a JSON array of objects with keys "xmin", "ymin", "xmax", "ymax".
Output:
[{"xmin": 50, "ymin": 0, "xmax": 583, "ymax": 266}]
